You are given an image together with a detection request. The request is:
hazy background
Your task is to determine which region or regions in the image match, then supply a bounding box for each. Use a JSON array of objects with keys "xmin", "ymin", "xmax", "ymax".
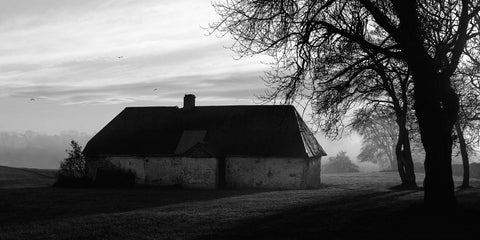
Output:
[{"xmin": 0, "ymin": 0, "xmax": 371, "ymax": 170}]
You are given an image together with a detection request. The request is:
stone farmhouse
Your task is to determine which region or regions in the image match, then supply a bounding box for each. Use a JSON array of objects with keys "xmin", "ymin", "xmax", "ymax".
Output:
[{"xmin": 83, "ymin": 94, "xmax": 326, "ymax": 189}]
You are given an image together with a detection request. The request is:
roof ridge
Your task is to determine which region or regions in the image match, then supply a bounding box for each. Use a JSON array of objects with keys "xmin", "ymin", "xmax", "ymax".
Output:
[
  {"xmin": 124, "ymin": 105, "xmax": 294, "ymax": 109},
  {"xmin": 125, "ymin": 106, "xmax": 179, "ymax": 109}
]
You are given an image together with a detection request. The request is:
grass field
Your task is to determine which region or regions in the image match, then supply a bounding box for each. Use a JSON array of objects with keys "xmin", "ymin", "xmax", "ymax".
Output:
[
  {"xmin": 0, "ymin": 172, "xmax": 479, "ymax": 240},
  {"xmin": 0, "ymin": 165, "xmax": 56, "ymax": 189}
]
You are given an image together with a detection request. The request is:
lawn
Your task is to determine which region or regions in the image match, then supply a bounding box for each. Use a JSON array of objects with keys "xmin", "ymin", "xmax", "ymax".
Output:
[
  {"xmin": 0, "ymin": 165, "xmax": 56, "ymax": 189},
  {"xmin": 1, "ymin": 172, "xmax": 479, "ymax": 240}
]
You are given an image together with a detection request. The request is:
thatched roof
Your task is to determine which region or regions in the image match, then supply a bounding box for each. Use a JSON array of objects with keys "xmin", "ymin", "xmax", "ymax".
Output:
[{"xmin": 83, "ymin": 105, "xmax": 326, "ymax": 158}]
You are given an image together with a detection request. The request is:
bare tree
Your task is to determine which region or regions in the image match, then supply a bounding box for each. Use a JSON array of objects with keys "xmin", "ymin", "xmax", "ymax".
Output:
[
  {"xmin": 453, "ymin": 65, "xmax": 480, "ymax": 188},
  {"xmin": 366, "ymin": 59, "xmax": 418, "ymax": 188},
  {"xmin": 211, "ymin": 0, "xmax": 480, "ymax": 208},
  {"xmin": 353, "ymin": 107, "xmax": 397, "ymax": 170}
]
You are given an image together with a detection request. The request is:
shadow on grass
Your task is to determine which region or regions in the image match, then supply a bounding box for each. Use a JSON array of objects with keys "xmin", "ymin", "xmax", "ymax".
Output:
[
  {"xmin": 0, "ymin": 186, "xmax": 272, "ymax": 227},
  {"xmin": 196, "ymin": 188, "xmax": 480, "ymax": 240}
]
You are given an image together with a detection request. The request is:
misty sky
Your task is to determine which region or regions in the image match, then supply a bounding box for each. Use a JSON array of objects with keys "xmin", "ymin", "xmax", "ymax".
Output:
[{"xmin": 0, "ymin": 0, "xmax": 368, "ymax": 168}]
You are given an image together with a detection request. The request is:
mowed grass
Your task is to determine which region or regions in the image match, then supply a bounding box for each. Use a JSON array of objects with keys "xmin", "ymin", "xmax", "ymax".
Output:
[
  {"xmin": 0, "ymin": 165, "xmax": 56, "ymax": 189},
  {"xmin": 1, "ymin": 172, "xmax": 479, "ymax": 240}
]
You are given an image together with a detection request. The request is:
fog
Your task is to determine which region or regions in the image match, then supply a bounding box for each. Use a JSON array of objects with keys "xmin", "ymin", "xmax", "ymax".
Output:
[
  {"xmin": 0, "ymin": 129, "xmax": 379, "ymax": 172},
  {"xmin": 316, "ymin": 134, "xmax": 379, "ymax": 172},
  {"xmin": 0, "ymin": 131, "xmax": 91, "ymax": 169}
]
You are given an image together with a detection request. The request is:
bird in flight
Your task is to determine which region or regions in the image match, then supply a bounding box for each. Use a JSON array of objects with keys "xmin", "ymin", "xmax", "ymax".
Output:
[
  {"xmin": 153, "ymin": 88, "xmax": 158, "ymax": 91},
  {"xmin": 30, "ymin": 98, "xmax": 35, "ymax": 101},
  {"xmin": 117, "ymin": 56, "xmax": 123, "ymax": 59}
]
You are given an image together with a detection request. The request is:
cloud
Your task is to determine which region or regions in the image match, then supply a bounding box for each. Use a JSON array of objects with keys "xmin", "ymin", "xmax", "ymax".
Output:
[
  {"xmin": 0, "ymin": 40, "xmax": 267, "ymax": 104},
  {"xmin": 0, "ymin": 0, "xmax": 222, "ymax": 65},
  {"xmin": 5, "ymin": 70, "xmax": 267, "ymax": 105},
  {"xmin": 0, "ymin": 0, "xmax": 269, "ymax": 106}
]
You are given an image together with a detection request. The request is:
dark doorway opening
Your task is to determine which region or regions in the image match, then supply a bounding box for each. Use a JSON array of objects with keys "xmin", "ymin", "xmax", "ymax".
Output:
[{"xmin": 218, "ymin": 157, "xmax": 226, "ymax": 188}]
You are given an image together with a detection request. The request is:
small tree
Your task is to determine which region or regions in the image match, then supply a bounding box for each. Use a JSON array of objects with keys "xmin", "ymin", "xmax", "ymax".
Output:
[
  {"xmin": 322, "ymin": 151, "xmax": 360, "ymax": 173},
  {"xmin": 55, "ymin": 140, "xmax": 87, "ymax": 186}
]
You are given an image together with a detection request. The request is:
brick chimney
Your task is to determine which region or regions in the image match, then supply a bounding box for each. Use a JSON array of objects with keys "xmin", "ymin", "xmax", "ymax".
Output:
[{"xmin": 183, "ymin": 94, "xmax": 195, "ymax": 110}]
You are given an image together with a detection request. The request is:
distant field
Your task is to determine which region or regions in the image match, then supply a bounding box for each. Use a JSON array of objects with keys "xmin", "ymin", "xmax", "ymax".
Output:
[
  {"xmin": 0, "ymin": 165, "xmax": 56, "ymax": 189},
  {"xmin": 0, "ymin": 172, "xmax": 479, "ymax": 240}
]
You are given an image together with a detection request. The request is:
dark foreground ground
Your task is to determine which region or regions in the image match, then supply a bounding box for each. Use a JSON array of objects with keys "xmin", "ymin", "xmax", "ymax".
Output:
[{"xmin": 1, "ymin": 172, "xmax": 479, "ymax": 240}]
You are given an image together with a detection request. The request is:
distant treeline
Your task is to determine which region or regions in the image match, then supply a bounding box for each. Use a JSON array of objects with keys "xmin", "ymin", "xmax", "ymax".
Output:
[
  {"xmin": 0, "ymin": 131, "xmax": 92, "ymax": 169},
  {"xmin": 414, "ymin": 163, "xmax": 480, "ymax": 179}
]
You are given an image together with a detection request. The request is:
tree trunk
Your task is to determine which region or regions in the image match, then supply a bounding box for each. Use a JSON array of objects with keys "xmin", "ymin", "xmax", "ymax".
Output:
[
  {"xmin": 413, "ymin": 75, "xmax": 458, "ymax": 208},
  {"xmin": 390, "ymin": 144, "xmax": 398, "ymax": 171},
  {"xmin": 395, "ymin": 117, "xmax": 417, "ymax": 189},
  {"xmin": 395, "ymin": 134, "xmax": 407, "ymax": 183},
  {"xmin": 455, "ymin": 121, "xmax": 470, "ymax": 189},
  {"xmin": 401, "ymin": 125, "xmax": 417, "ymax": 188}
]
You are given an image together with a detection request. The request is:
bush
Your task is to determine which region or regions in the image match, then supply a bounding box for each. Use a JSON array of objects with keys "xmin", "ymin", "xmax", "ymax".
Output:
[
  {"xmin": 54, "ymin": 140, "xmax": 89, "ymax": 187},
  {"xmin": 322, "ymin": 151, "xmax": 360, "ymax": 173}
]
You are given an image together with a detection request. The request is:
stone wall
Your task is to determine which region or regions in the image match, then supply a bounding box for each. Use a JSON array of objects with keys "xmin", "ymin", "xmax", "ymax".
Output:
[
  {"xmin": 144, "ymin": 157, "xmax": 218, "ymax": 188},
  {"xmin": 87, "ymin": 156, "xmax": 218, "ymax": 189},
  {"xmin": 304, "ymin": 157, "xmax": 321, "ymax": 188},
  {"xmin": 87, "ymin": 155, "xmax": 321, "ymax": 189},
  {"xmin": 225, "ymin": 157, "xmax": 321, "ymax": 189}
]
